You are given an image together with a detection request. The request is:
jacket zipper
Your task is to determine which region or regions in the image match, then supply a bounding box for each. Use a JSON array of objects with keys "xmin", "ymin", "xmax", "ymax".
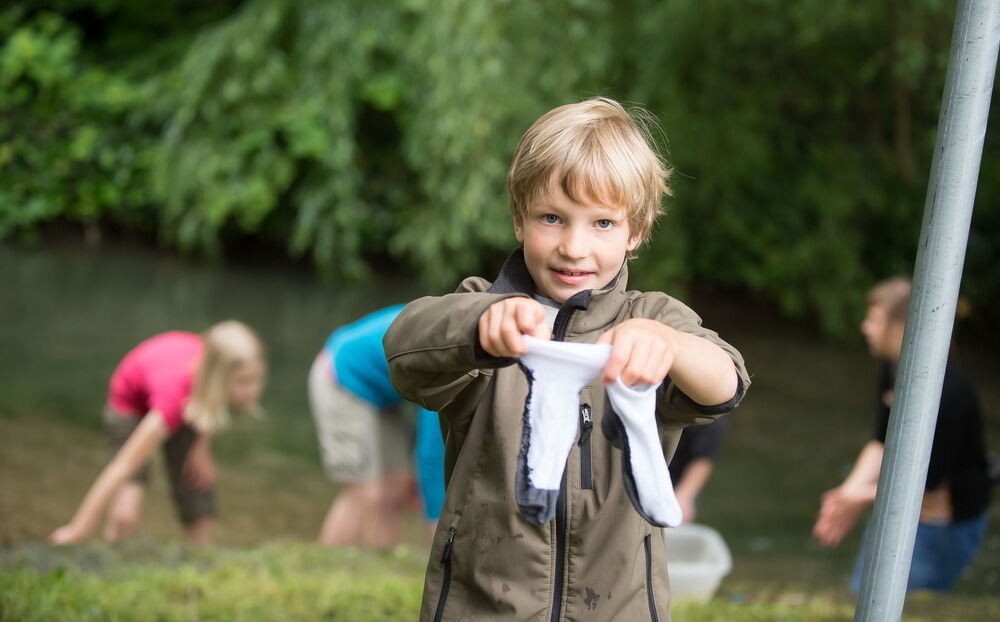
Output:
[
  {"xmin": 549, "ymin": 302, "xmax": 577, "ymax": 622},
  {"xmin": 643, "ymin": 534, "xmax": 659, "ymax": 622},
  {"xmin": 578, "ymin": 403, "xmax": 593, "ymax": 490},
  {"xmin": 550, "ymin": 469, "xmax": 567, "ymax": 622},
  {"xmin": 433, "ymin": 526, "xmax": 458, "ymax": 622}
]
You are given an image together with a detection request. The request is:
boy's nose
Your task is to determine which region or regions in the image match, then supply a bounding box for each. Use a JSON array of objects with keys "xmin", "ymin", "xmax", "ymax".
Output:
[{"xmin": 558, "ymin": 228, "xmax": 589, "ymax": 259}]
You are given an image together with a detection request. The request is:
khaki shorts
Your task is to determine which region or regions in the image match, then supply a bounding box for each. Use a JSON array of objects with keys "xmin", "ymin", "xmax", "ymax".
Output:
[
  {"xmin": 104, "ymin": 406, "xmax": 216, "ymax": 525},
  {"xmin": 308, "ymin": 352, "xmax": 411, "ymax": 483}
]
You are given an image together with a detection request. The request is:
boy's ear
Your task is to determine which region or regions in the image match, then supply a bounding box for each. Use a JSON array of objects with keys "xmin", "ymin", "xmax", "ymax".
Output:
[
  {"xmin": 626, "ymin": 234, "xmax": 641, "ymax": 252},
  {"xmin": 514, "ymin": 218, "xmax": 524, "ymax": 243}
]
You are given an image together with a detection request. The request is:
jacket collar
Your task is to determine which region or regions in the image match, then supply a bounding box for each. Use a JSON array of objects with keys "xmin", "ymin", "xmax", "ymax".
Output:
[
  {"xmin": 487, "ymin": 247, "xmax": 537, "ymax": 295},
  {"xmin": 488, "ymin": 248, "xmax": 630, "ymax": 339}
]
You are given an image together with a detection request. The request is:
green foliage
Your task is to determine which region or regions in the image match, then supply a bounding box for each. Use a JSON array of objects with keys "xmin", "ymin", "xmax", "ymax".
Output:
[
  {"xmin": 390, "ymin": 0, "xmax": 614, "ymax": 284},
  {"xmin": 619, "ymin": 0, "xmax": 960, "ymax": 331},
  {"xmin": 152, "ymin": 0, "xmax": 395, "ymax": 275},
  {"xmin": 150, "ymin": 0, "xmax": 615, "ymax": 282},
  {"xmin": 0, "ymin": 8, "xmax": 156, "ymax": 238},
  {"xmin": 1, "ymin": 0, "xmax": 996, "ymax": 331}
]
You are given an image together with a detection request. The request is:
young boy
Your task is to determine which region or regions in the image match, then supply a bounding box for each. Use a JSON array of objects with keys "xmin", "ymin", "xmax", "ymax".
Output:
[
  {"xmin": 385, "ymin": 97, "xmax": 749, "ymax": 621},
  {"xmin": 813, "ymin": 277, "xmax": 991, "ymax": 592}
]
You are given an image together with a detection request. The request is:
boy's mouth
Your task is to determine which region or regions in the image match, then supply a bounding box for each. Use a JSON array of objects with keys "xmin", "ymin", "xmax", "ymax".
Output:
[{"xmin": 550, "ymin": 268, "xmax": 594, "ymax": 286}]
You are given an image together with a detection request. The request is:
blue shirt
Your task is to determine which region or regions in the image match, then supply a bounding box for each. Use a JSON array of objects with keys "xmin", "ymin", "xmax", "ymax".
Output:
[{"xmin": 323, "ymin": 304, "xmax": 406, "ymax": 408}]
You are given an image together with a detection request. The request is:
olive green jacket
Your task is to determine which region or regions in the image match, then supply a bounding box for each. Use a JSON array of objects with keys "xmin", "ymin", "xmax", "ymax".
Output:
[{"xmin": 385, "ymin": 249, "xmax": 749, "ymax": 622}]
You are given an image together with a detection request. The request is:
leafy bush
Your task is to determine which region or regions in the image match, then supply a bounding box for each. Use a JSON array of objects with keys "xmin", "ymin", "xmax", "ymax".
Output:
[
  {"xmin": 0, "ymin": 8, "xmax": 156, "ymax": 238},
  {"xmin": 1, "ymin": 0, "xmax": 996, "ymax": 332}
]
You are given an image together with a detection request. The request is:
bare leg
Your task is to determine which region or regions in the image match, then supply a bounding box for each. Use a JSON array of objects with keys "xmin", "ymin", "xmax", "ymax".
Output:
[
  {"xmin": 360, "ymin": 470, "xmax": 412, "ymax": 549},
  {"xmin": 319, "ymin": 481, "xmax": 379, "ymax": 547},
  {"xmin": 102, "ymin": 482, "xmax": 145, "ymax": 541},
  {"xmin": 184, "ymin": 517, "xmax": 214, "ymax": 545}
]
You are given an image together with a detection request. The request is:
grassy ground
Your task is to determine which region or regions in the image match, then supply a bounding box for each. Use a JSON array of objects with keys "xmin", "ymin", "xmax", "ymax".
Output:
[
  {"xmin": 3, "ymin": 540, "xmax": 998, "ymax": 622},
  {"xmin": 1, "ymin": 542, "xmax": 425, "ymax": 621}
]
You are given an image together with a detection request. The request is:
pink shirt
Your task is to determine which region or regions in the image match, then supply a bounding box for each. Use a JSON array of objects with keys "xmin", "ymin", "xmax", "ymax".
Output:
[{"xmin": 107, "ymin": 332, "xmax": 203, "ymax": 434}]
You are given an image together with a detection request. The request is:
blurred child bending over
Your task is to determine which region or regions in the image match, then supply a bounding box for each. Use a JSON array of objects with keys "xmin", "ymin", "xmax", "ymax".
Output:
[
  {"xmin": 310, "ymin": 305, "xmax": 445, "ymax": 548},
  {"xmin": 50, "ymin": 321, "xmax": 265, "ymax": 545}
]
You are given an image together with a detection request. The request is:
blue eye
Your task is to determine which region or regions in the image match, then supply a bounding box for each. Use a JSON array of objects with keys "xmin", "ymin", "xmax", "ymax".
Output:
[
  {"xmin": 595, "ymin": 219, "xmax": 614, "ymax": 230},
  {"xmin": 542, "ymin": 214, "xmax": 560, "ymax": 224}
]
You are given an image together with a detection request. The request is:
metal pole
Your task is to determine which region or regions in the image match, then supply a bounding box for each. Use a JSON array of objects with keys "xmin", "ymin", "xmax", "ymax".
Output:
[{"xmin": 854, "ymin": 2, "xmax": 999, "ymax": 621}]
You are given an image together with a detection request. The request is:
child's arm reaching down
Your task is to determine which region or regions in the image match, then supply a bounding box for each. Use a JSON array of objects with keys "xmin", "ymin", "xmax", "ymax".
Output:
[{"xmin": 50, "ymin": 413, "xmax": 169, "ymax": 545}]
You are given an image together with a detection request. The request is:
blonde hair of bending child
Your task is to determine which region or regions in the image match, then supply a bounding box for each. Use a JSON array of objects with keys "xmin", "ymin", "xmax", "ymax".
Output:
[
  {"xmin": 507, "ymin": 97, "xmax": 672, "ymax": 249},
  {"xmin": 185, "ymin": 320, "xmax": 264, "ymax": 433}
]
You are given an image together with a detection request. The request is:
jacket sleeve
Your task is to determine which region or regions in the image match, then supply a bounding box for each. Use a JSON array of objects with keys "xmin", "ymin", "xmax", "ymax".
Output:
[
  {"xmin": 384, "ymin": 277, "xmax": 528, "ymax": 421},
  {"xmin": 634, "ymin": 292, "xmax": 751, "ymax": 427}
]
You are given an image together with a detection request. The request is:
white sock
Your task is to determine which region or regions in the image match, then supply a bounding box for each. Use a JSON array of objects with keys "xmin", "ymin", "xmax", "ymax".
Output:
[
  {"xmin": 520, "ymin": 336, "xmax": 610, "ymax": 489},
  {"xmin": 515, "ymin": 336, "xmax": 683, "ymax": 527},
  {"xmin": 606, "ymin": 378, "xmax": 682, "ymax": 527},
  {"xmin": 515, "ymin": 336, "xmax": 610, "ymax": 524}
]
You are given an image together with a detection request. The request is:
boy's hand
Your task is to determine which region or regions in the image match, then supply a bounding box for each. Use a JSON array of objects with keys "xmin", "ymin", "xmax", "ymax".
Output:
[
  {"xmin": 676, "ymin": 490, "xmax": 697, "ymax": 524},
  {"xmin": 597, "ymin": 318, "xmax": 677, "ymax": 386},
  {"xmin": 478, "ymin": 297, "xmax": 551, "ymax": 358},
  {"xmin": 812, "ymin": 484, "xmax": 870, "ymax": 547},
  {"xmin": 49, "ymin": 522, "xmax": 87, "ymax": 546}
]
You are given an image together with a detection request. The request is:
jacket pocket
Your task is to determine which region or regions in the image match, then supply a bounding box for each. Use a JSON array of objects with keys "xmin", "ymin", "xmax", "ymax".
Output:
[
  {"xmin": 643, "ymin": 534, "xmax": 660, "ymax": 622},
  {"xmin": 433, "ymin": 524, "xmax": 459, "ymax": 622},
  {"xmin": 578, "ymin": 403, "xmax": 593, "ymax": 490}
]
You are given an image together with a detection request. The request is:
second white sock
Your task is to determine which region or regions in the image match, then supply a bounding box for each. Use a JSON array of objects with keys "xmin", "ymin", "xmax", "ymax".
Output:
[{"xmin": 606, "ymin": 378, "xmax": 683, "ymax": 527}]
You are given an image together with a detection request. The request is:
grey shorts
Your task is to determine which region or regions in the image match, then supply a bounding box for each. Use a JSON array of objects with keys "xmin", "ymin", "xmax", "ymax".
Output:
[
  {"xmin": 308, "ymin": 352, "xmax": 411, "ymax": 483},
  {"xmin": 104, "ymin": 406, "xmax": 216, "ymax": 525}
]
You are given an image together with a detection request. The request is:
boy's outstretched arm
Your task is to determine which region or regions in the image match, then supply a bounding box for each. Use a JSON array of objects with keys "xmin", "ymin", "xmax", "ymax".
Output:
[
  {"xmin": 384, "ymin": 280, "xmax": 533, "ymax": 413},
  {"xmin": 598, "ymin": 318, "xmax": 739, "ymax": 406}
]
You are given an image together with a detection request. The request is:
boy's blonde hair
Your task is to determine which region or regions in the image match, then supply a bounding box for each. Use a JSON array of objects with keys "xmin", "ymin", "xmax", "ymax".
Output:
[
  {"xmin": 185, "ymin": 320, "xmax": 265, "ymax": 433},
  {"xmin": 507, "ymin": 97, "xmax": 672, "ymax": 246},
  {"xmin": 867, "ymin": 277, "xmax": 912, "ymax": 324}
]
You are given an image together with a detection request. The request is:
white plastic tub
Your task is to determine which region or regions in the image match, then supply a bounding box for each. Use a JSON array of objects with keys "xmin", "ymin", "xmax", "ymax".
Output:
[{"xmin": 663, "ymin": 523, "xmax": 733, "ymax": 602}]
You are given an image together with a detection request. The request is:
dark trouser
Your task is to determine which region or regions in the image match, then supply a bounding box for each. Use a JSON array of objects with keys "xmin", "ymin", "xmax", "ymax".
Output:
[{"xmin": 104, "ymin": 407, "xmax": 216, "ymax": 525}]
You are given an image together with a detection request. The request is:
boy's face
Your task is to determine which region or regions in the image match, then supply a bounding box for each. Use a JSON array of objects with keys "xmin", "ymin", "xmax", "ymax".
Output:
[
  {"xmin": 860, "ymin": 305, "xmax": 905, "ymax": 361},
  {"xmin": 515, "ymin": 175, "xmax": 638, "ymax": 304}
]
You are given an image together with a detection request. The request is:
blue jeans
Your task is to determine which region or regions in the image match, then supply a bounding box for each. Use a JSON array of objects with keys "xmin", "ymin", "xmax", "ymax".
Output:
[{"xmin": 850, "ymin": 512, "xmax": 989, "ymax": 593}]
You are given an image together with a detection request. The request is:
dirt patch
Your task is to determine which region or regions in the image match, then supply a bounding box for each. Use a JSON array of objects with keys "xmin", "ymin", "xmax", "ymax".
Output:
[{"xmin": 0, "ymin": 416, "xmax": 431, "ymax": 548}]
